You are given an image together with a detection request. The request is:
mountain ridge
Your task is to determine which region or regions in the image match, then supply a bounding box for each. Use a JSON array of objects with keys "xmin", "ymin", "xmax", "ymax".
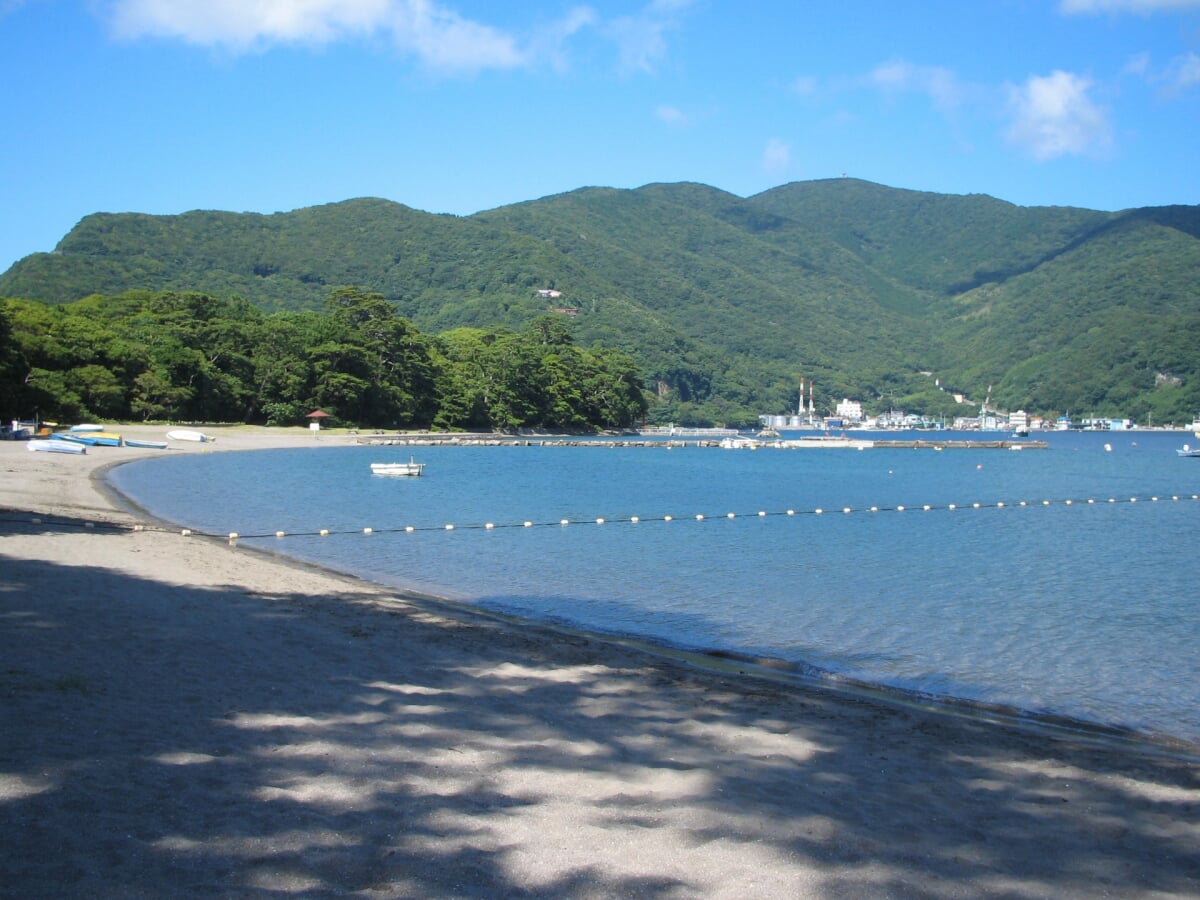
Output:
[{"xmin": 3, "ymin": 178, "xmax": 1198, "ymax": 423}]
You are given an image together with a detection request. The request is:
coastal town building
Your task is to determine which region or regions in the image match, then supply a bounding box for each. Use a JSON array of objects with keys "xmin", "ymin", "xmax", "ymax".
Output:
[{"xmin": 835, "ymin": 398, "xmax": 864, "ymax": 423}]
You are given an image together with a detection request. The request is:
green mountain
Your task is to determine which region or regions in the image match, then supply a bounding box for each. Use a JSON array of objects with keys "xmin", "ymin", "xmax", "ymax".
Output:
[{"xmin": 3, "ymin": 179, "xmax": 1198, "ymax": 425}]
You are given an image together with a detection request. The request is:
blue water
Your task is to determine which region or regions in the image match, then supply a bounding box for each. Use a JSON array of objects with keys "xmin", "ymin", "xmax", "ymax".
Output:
[{"xmin": 108, "ymin": 430, "xmax": 1200, "ymax": 745}]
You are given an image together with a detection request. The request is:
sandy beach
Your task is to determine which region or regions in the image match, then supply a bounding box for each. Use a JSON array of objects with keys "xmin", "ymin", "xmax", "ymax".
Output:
[{"xmin": 1, "ymin": 426, "xmax": 1198, "ymax": 898}]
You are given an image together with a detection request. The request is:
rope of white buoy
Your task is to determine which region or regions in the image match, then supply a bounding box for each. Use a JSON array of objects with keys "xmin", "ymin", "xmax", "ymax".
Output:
[
  {"xmin": 214, "ymin": 493, "xmax": 1196, "ymax": 543},
  {"xmin": 5, "ymin": 493, "xmax": 1197, "ymax": 544}
]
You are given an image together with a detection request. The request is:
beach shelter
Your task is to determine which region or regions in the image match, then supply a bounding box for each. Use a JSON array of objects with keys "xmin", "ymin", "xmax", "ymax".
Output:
[{"xmin": 306, "ymin": 409, "xmax": 331, "ymax": 432}]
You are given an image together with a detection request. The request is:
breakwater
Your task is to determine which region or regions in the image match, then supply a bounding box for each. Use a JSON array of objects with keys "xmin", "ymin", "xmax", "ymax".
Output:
[{"xmin": 356, "ymin": 433, "xmax": 1049, "ymax": 450}]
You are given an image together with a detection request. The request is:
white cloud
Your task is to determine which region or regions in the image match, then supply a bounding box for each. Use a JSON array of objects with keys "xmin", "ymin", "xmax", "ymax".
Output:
[
  {"xmin": 790, "ymin": 75, "xmax": 818, "ymax": 97},
  {"xmin": 1060, "ymin": 0, "xmax": 1200, "ymax": 13},
  {"xmin": 102, "ymin": 1, "xmax": 690, "ymax": 77},
  {"xmin": 868, "ymin": 59, "xmax": 964, "ymax": 111},
  {"xmin": 389, "ymin": 1, "xmax": 524, "ymax": 71},
  {"xmin": 1005, "ymin": 70, "xmax": 1112, "ymax": 159},
  {"xmin": 655, "ymin": 104, "xmax": 688, "ymax": 126},
  {"xmin": 1122, "ymin": 52, "xmax": 1152, "ymax": 76},
  {"xmin": 1167, "ymin": 51, "xmax": 1200, "ymax": 89},
  {"xmin": 608, "ymin": 0, "xmax": 692, "ymax": 75},
  {"xmin": 523, "ymin": 6, "xmax": 597, "ymax": 73},
  {"xmin": 103, "ymin": 0, "xmax": 594, "ymax": 73},
  {"xmin": 108, "ymin": 0, "xmax": 395, "ymax": 49},
  {"xmin": 762, "ymin": 138, "xmax": 791, "ymax": 175}
]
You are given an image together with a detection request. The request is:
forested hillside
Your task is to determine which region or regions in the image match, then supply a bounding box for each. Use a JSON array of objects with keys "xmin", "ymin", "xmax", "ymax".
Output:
[
  {"xmin": 0, "ymin": 289, "xmax": 647, "ymax": 431},
  {"xmin": 3, "ymin": 179, "xmax": 1198, "ymax": 426}
]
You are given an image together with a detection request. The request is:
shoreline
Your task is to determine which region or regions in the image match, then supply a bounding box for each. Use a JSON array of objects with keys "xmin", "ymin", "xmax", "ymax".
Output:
[
  {"xmin": 93, "ymin": 427, "xmax": 1198, "ymax": 759},
  {"xmin": 3, "ymin": 426, "xmax": 1199, "ymax": 896}
]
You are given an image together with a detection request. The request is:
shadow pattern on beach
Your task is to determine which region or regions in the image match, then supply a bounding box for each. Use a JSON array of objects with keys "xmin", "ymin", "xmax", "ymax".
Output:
[{"xmin": 2, "ymin": 533, "xmax": 1199, "ymax": 898}]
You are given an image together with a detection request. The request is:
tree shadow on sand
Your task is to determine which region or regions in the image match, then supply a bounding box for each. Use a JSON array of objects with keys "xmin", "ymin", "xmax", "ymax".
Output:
[{"xmin": 1, "ymin": 530, "xmax": 1198, "ymax": 897}]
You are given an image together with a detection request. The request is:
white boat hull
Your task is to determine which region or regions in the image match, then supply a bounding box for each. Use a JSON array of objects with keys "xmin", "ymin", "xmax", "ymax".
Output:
[
  {"xmin": 166, "ymin": 430, "xmax": 215, "ymax": 443},
  {"xmin": 371, "ymin": 460, "xmax": 425, "ymax": 476},
  {"xmin": 28, "ymin": 439, "xmax": 86, "ymax": 455}
]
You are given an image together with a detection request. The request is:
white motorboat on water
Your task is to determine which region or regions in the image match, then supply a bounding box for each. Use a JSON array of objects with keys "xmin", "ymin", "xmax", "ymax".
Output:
[
  {"xmin": 371, "ymin": 457, "xmax": 425, "ymax": 476},
  {"xmin": 1177, "ymin": 443, "xmax": 1200, "ymax": 458}
]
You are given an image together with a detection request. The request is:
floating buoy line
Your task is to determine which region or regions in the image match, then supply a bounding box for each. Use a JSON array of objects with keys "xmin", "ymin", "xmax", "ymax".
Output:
[{"xmin": 6, "ymin": 492, "xmax": 1197, "ymax": 543}]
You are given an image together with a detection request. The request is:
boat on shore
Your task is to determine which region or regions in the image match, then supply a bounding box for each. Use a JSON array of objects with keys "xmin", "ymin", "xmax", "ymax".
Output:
[
  {"xmin": 166, "ymin": 429, "xmax": 215, "ymax": 443},
  {"xmin": 52, "ymin": 431, "xmax": 122, "ymax": 446},
  {"xmin": 50, "ymin": 432, "xmax": 91, "ymax": 445},
  {"xmin": 28, "ymin": 439, "xmax": 86, "ymax": 455},
  {"xmin": 370, "ymin": 458, "xmax": 425, "ymax": 477},
  {"xmin": 125, "ymin": 438, "xmax": 169, "ymax": 450}
]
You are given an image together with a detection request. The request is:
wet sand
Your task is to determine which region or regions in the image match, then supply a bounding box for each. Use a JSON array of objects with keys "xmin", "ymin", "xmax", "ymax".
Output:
[{"xmin": 1, "ymin": 426, "xmax": 1198, "ymax": 898}]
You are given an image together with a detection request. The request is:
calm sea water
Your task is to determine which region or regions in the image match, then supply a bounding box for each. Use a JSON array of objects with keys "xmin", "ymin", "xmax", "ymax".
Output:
[{"xmin": 109, "ymin": 430, "xmax": 1200, "ymax": 745}]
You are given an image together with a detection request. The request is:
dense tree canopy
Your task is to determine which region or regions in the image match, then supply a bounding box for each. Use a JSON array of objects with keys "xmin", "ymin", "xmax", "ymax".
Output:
[{"xmin": 1, "ymin": 290, "xmax": 648, "ymax": 431}]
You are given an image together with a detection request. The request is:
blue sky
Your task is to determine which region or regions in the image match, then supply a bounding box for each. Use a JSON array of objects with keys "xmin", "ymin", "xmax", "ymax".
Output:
[{"xmin": 2, "ymin": 0, "xmax": 1199, "ymax": 274}]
